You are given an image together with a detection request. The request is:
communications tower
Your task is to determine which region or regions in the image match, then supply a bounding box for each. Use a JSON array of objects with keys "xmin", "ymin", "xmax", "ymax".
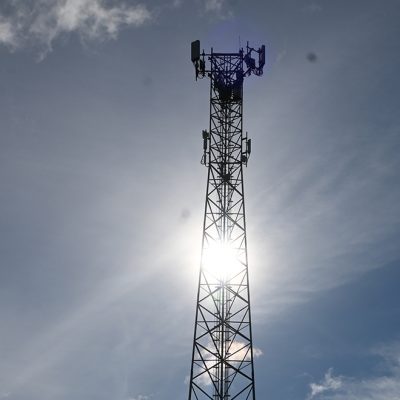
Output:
[{"xmin": 188, "ymin": 41, "xmax": 265, "ymax": 400}]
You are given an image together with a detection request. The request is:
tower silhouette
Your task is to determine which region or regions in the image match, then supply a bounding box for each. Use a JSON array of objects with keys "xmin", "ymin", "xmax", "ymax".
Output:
[{"xmin": 188, "ymin": 41, "xmax": 265, "ymax": 400}]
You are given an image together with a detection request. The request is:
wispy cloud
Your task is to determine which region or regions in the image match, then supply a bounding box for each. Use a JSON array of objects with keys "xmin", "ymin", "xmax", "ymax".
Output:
[
  {"xmin": 227, "ymin": 342, "xmax": 263, "ymax": 361},
  {"xmin": 129, "ymin": 395, "xmax": 151, "ymax": 400},
  {"xmin": 203, "ymin": 0, "xmax": 233, "ymax": 18},
  {"xmin": 308, "ymin": 368, "xmax": 342, "ymax": 399},
  {"xmin": 172, "ymin": 0, "xmax": 184, "ymax": 7},
  {"xmin": 0, "ymin": 16, "xmax": 15, "ymax": 46},
  {"xmin": 251, "ymin": 97, "xmax": 400, "ymax": 320},
  {"xmin": 253, "ymin": 346, "xmax": 263, "ymax": 357},
  {"xmin": 275, "ymin": 49, "xmax": 287, "ymax": 64},
  {"xmin": 184, "ymin": 342, "xmax": 263, "ymax": 387},
  {"xmin": 0, "ymin": 0, "xmax": 151, "ymax": 57},
  {"xmin": 204, "ymin": 0, "xmax": 225, "ymax": 12},
  {"xmin": 307, "ymin": 342, "xmax": 400, "ymax": 400},
  {"xmin": 304, "ymin": 3, "xmax": 323, "ymax": 14}
]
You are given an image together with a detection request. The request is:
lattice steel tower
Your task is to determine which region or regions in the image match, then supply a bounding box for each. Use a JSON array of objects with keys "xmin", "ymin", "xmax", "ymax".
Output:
[{"xmin": 188, "ymin": 41, "xmax": 265, "ymax": 400}]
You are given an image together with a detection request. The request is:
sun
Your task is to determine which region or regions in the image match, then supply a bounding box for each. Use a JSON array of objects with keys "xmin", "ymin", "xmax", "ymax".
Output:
[{"xmin": 201, "ymin": 242, "xmax": 242, "ymax": 281}]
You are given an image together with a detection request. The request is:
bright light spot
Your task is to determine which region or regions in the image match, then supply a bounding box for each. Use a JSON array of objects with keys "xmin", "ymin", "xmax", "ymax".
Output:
[{"xmin": 202, "ymin": 242, "xmax": 243, "ymax": 281}]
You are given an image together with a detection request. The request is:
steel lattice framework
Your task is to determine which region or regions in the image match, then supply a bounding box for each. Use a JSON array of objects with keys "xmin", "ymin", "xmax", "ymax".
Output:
[{"xmin": 188, "ymin": 42, "xmax": 265, "ymax": 400}]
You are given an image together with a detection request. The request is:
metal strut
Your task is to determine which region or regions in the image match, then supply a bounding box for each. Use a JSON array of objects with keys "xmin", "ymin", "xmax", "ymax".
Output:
[{"xmin": 188, "ymin": 41, "xmax": 265, "ymax": 400}]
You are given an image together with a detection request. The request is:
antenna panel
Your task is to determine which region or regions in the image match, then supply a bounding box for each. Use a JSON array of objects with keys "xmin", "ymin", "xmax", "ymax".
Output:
[
  {"xmin": 191, "ymin": 40, "xmax": 200, "ymax": 62},
  {"xmin": 260, "ymin": 45, "xmax": 266, "ymax": 68}
]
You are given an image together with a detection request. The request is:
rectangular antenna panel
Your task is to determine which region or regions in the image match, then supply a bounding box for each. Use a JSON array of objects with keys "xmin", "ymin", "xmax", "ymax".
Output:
[
  {"xmin": 260, "ymin": 45, "xmax": 266, "ymax": 67},
  {"xmin": 191, "ymin": 40, "xmax": 200, "ymax": 62}
]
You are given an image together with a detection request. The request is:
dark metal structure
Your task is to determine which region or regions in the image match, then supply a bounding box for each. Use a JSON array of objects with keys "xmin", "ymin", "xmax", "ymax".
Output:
[{"xmin": 188, "ymin": 41, "xmax": 265, "ymax": 400}]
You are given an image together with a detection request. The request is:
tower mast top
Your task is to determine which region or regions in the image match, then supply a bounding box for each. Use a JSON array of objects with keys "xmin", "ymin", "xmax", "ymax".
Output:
[{"xmin": 191, "ymin": 40, "xmax": 266, "ymax": 80}]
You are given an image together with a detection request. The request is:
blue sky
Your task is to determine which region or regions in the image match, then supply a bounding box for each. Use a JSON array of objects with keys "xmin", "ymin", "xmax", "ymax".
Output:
[{"xmin": 0, "ymin": 0, "xmax": 399, "ymax": 399}]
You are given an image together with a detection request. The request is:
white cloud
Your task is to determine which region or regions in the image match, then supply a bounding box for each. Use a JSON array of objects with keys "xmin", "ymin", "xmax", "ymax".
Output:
[
  {"xmin": 307, "ymin": 342, "xmax": 400, "ymax": 400},
  {"xmin": 129, "ymin": 395, "xmax": 151, "ymax": 400},
  {"xmin": 227, "ymin": 341, "xmax": 263, "ymax": 361},
  {"xmin": 203, "ymin": 0, "xmax": 233, "ymax": 18},
  {"xmin": 204, "ymin": 0, "xmax": 225, "ymax": 12},
  {"xmin": 253, "ymin": 346, "xmax": 263, "ymax": 358},
  {"xmin": 185, "ymin": 342, "xmax": 263, "ymax": 387},
  {"xmin": 308, "ymin": 368, "xmax": 342, "ymax": 399},
  {"xmin": 0, "ymin": 0, "xmax": 151, "ymax": 57},
  {"xmin": 0, "ymin": 17, "xmax": 15, "ymax": 46}
]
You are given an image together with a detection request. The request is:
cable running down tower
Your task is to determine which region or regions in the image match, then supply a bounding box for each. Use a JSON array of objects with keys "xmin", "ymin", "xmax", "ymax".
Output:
[{"xmin": 188, "ymin": 40, "xmax": 265, "ymax": 400}]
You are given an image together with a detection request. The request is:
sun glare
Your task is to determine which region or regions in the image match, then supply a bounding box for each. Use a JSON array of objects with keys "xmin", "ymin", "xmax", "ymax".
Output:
[{"xmin": 202, "ymin": 242, "xmax": 243, "ymax": 281}]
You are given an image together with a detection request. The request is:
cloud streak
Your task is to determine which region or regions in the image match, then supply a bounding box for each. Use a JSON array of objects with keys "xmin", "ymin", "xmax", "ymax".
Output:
[{"xmin": 0, "ymin": 0, "xmax": 151, "ymax": 57}]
